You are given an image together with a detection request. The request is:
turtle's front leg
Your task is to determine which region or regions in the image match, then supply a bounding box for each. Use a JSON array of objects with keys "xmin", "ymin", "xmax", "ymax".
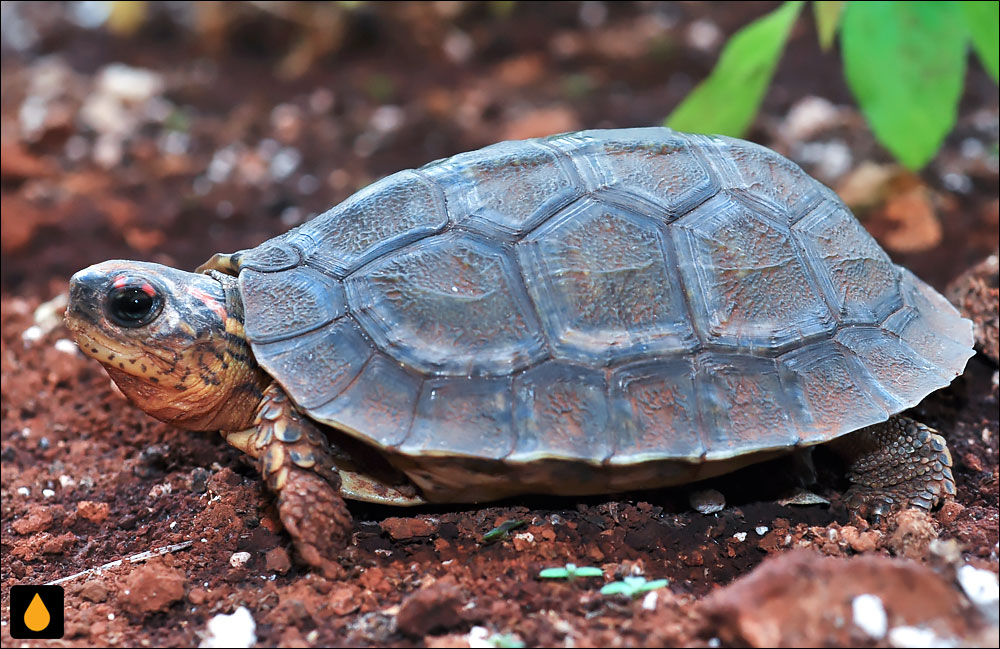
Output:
[
  {"xmin": 224, "ymin": 382, "xmax": 351, "ymax": 577},
  {"xmin": 830, "ymin": 415, "xmax": 956, "ymax": 520}
]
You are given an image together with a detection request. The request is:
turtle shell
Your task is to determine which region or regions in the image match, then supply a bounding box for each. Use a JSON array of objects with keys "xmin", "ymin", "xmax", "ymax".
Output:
[{"xmin": 232, "ymin": 128, "xmax": 974, "ymax": 502}]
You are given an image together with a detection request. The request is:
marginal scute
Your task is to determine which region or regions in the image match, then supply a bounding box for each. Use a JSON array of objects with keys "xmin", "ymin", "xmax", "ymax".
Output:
[
  {"xmin": 881, "ymin": 307, "xmax": 974, "ymax": 377},
  {"xmin": 254, "ymin": 318, "xmax": 372, "ymax": 410},
  {"xmin": 421, "ymin": 139, "xmax": 582, "ymax": 238},
  {"xmin": 235, "ymin": 241, "xmax": 301, "ymax": 272},
  {"xmin": 695, "ymin": 354, "xmax": 800, "ymax": 459},
  {"xmin": 346, "ymin": 233, "xmax": 547, "ymax": 376},
  {"xmin": 241, "ymin": 267, "xmax": 346, "ymax": 343},
  {"xmin": 518, "ymin": 199, "xmax": 699, "ymax": 366},
  {"xmin": 610, "ymin": 358, "xmax": 703, "ymax": 463},
  {"xmin": 553, "ymin": 127, "xmax": 717, "ymax": 219},
  {"xmin": 289, "ymin": 170, "xmax": 448, "ymax": 277},
  {"xmin": 778, "ymin": 339, "xmax": 888, "ymax": 444},
  {"xmin": 794, "ymin": 200, "xmax": 902, "ymax": 324},
  {"xmin": 898, "ymin": 268, "xmax": 975, "ymax": 348},
  {"xmin": 311, "ymin": 354, "xmax": 421, "ymax": 448},
  {"xmin": 698, "ymin": 135, "xmax": 827, "ymax": 221},
  {"xmin": 834, "ymin": 327, "xmax": 953, "ymax": 411},
  {"xmin": 402, "ymin": 377, "xmax": 515, "ymax": 459},
  {"xmin": 510, "ymin": 362, "xmax": 610, "ymax": 463},
  {"xmin": 671, "ymin": 193, "xmax": 835, "ymax": 350}
]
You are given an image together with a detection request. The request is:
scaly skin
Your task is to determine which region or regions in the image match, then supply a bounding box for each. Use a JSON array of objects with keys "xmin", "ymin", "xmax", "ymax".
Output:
[
  {"xmin": 225, "ymin": 382, "xmax": 351, "ymax": 578},
  {"xmin": 830, "ymin": 415, "xmax": 956, "ymax": 519},
  {"xmin": 65, "ymin": 260, "xmax": 351, "ymax": 574}
]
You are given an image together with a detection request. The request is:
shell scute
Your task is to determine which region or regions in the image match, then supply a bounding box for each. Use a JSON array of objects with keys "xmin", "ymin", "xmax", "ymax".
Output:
[
  {"xmin": 671, "ymin": 193, "xmax": 835, "ymax": 351},
  {"xmin": 346, "ymin": 232, "xmax": 547, "ymax": 376},
  {"xmin": 291, "ymin": 170, "xmax": 448, "ymax": 277},
  {"xmin": 421, "ymin": 139, "xmax": 582, "ymax": 238},
  {"xmin": 517, "ymin": 198, "xmax": 698, "ymax": 367},
  {"xmin": 548, "ymin": 127, "xmax": 717, "ymax": 219}
]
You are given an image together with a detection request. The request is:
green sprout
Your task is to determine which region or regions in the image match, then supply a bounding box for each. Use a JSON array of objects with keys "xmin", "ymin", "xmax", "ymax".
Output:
[
  {"xmin": 599, "ymin": 576, "xmax": 669, "ymax": 599},
  {"xmin": 481, "ymin": 519, "xmax": 526, "ymax": 544},
  {"xmin": 538, "ymin": 563, "xmax": 604, "ymax": 580}
]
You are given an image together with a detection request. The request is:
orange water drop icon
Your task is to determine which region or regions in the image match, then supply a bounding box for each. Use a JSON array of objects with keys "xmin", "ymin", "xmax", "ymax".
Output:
[{"xmin": 24, "ymin": 592, "xmax": 51, "ymax": 632}]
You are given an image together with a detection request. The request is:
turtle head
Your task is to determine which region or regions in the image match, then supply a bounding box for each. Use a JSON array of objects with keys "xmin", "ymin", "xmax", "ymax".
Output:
[{"xmin": 65, "ymin": 260, "xmax": 268, "ymax": 432}]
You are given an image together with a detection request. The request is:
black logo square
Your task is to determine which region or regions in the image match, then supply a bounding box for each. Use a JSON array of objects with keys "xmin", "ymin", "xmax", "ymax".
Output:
[{"xmin": 9, "ymin": 585, "xmax": 64, "ymax": 639}]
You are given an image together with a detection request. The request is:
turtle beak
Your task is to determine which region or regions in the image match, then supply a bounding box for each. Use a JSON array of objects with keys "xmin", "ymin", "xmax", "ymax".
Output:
[{"xmin": 66, "ymin": 266, "xmax": 105, "ymax": 331}]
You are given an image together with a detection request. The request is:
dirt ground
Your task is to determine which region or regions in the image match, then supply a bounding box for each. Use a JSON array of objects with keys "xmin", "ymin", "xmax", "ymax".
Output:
[{"xmin": 2, "ymin": 3, "xmax": 998, "ymax": 647}]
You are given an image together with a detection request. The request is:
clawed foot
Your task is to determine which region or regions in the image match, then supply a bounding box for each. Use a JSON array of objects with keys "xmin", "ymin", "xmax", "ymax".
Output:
[
  {"xmin": 277, "ymin": 469, "xmax": 352, "ymax": 578},
  {"xmin": 836, "ymin": 416, "xmax": 957, "ymax": 524}
]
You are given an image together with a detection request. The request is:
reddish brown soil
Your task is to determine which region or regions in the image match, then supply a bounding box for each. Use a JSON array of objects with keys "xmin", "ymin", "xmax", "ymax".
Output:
[{"xmin": 2, "ymin": 3, "xmax": 998, "ymax": 647}]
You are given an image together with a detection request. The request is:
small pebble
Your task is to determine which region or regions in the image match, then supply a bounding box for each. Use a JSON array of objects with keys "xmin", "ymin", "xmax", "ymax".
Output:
[
  {"xmin": 686, "ymin": 19, "xmax": 721, "ymax": 51},
  {"xmin": 956, "ymin": 564, "xmax": 999, "ymax": 623},
  {"xmin": 229, "ymin": 552, "xmax": 251, "ymax": 569},
  {"xmin": 887, "ymin": 625, "xmax": 954, "ymax": 648},
  {"xmin": 641, "ymin": 590, "xmax": 658, "ymax": 611},
  {"xmin": 199, "ymin": 606, "xmax": 256, "ymax": 649},
  {"xmin": 467, "ymin": 626, "xmax": 491, "ymax": 649},
  {"xmin": 852, "ymin": 593, "xmax": 888, "ymax": 640},
  {"xmin": 17, "ymin": 487, "xmax": 30, "ymax": 496},
  {"xmin": 54, "ymin": 338, "xmax": 79, "ymax": 355},
  {"xmin": 22, "ymin": 326, "xmax": 43, "ymax": 343},
  {"xmin": 755, "ymin": 526, "xmax": 769, "ymax": 536},
  {"xmin": 783, "ymin": 96, "xmax": 840, "ymax": 141},
  {"xmin": 732, "ymin": 532, "xmax": 747, "ymax": 542},
  {"xmin": 42, "ymin": 489, "xmax": 55, "ymax": 498},
  {"xmin": 690, "ymin": 489, "xmax": 725, "ymax": 514}
]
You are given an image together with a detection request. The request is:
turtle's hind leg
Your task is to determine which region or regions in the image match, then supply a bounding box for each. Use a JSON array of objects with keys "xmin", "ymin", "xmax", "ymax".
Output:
[
  {"xmin": 224, "ymin": 382, "xmax": 351, "ymax": 577},
  {"xmin": 830, "ymin": 415, "xmax": 956, "ymax": 519}
]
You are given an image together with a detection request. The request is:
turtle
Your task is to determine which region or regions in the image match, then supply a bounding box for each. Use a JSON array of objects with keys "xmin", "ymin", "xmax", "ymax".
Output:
[{"xmin": 65, "ymin": 127, "xmax": 974, "ymax": 575}]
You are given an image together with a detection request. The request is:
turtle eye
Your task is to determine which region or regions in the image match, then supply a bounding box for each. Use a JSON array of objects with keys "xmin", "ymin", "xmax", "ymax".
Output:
[{"xmin": 106, "ymin": 280, "xmax": 163, "ymax": 328}]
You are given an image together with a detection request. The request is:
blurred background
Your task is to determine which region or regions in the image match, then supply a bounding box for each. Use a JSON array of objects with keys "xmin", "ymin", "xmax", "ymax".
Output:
[
  {"xmin": 2, "ymin": 1, "xmax": 996, "ymax": 301},
  {"xmin": 1, "ymin": 5, "xmax": 997, "ymax": 647}
]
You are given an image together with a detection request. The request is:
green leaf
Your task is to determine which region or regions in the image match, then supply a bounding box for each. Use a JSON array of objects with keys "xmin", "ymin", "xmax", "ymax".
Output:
[
  {"xmin": 573, "ymin": 567, "xmax": 604, "ymax": 578},
  {"xmin": 538, "ymin": 564, "xmax": 603, "ymax": 579},
  {"xmin": 813, "ymin": 1, "xmax": 845, "ymax": 50},
  {"xmin": 599, "ymin": 576, "xmax": 670, "ymax": 598},
  {"xmin": 841, "ymin": 2, "xmax": 968, "ymax": 170},
  {"xmin": 666, "ymin": 1, "xmax": 804, "ymax": 136},
  {"xmin": 482, "ymin": 519, "xmax": 526, "ymax": 543},
  {"xmin": 961, "ymin": 1, "xmax": 999, "ymax": 82}
]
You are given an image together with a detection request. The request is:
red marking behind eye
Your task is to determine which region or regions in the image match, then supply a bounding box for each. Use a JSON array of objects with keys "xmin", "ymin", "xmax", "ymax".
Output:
[
  {"xmin": 113, "ymin": 275, "xmax": 129, "ymax": 289},
  {"xmin": 140, "ymin": 283, "xmax": 156, "ymax": 297},
  {"xmin": 188, "ymin": 286, "xmax": 228, "ymax": 321}
]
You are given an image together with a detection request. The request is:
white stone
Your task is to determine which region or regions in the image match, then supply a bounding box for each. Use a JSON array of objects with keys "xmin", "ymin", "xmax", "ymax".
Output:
[
  {"xmin": 687, "ymin": 19, "xmax": 721, "ymax": 51},
  {"xmin": 690, "ymin": 489, "xmax": 725, "ymax": 514},
  {"xmin": 852, "ymin": 594, "xmax": 887, "ymax": 639},
  {"xmin": 467, "ymin": 626, "xmax": 491, "ymax": 649},
  {"xmin": 443, "ymin": 29, "xmax": 474, "ymax": 64},
  {"xmin": 22, "ymin": 326, "xmax": 43, "ymax": 343},
  {"xmin": 887, "ymin": 625, "xmax": 955, "ymax": 648},
  {"xmin": 956, "ymin": 564, "xmax": 999, "ymax": 623},
  {"xmin": 641, "ymin": 590, "xmax": 658, "ymax": 611},
  {"xmin": 783, "ymin": 96, "xmax": 841, "ymax": 141},
  {"xmin": 96, "ymin": 63, "xmax": 164, "ymax": 103},
  {"xmin": 228, "ymin": 552, "xmax": 251, "ymax": 569},
  {"xmin": 199, "ymin": 606, "xmax": 256, "ymax": 648},
  {"xmin": 54, "ymin": 339, "xmax": 79, "ymax": 355}
]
